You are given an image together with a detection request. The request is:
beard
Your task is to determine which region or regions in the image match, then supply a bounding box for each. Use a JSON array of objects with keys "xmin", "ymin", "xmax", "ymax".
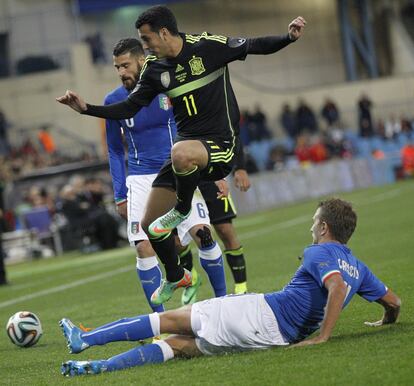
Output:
[{"xmin": 122, "ymin": 77, "xmax": 138, "ymax": 91}]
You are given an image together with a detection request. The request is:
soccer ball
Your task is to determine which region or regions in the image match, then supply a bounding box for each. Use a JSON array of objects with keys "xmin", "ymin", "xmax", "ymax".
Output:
[{"xmin": 6, "ymin": 311, "xmax": 43, "ymax": 347}]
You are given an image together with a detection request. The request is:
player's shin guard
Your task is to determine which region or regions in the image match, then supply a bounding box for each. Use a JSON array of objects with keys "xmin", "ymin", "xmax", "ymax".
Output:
[
  {"xmin": 173, "ymin": 165, "xmax": 200, "ymax": 215},
  {"xmin": 225, "ymin": 247, "xmax": 247, "ymax": 285},
  {"xmin": 136, "ymin": 256, "xmax": 164, "ymax": 313},
  {"xmin": 179, "ymin": 244, "xmax": 193, "ymax": 271},
  {"xmin": 81, "ymin": 313, "xmax": 160, "ymax": 347},
  {"xmin": 197, "ymin": 228, "xmax": 226, "ymax": 297},
  {"xmin": 105, "ymin": 340, "xmax": 174, "ymax": 372},
  {"xmin": 149, "ymin": 232, "xmax": 184, "ymax": 282}
]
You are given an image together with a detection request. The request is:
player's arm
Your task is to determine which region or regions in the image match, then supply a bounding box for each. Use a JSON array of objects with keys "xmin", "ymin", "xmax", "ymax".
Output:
[
  {"xmin": 246, "ymin": 16, "xmax": 306, "ymax": 55},
  {"xmin": 293, "ymin": 273, "xmax": 347, "ymax": 347},
  {"xmin": 364, "ymin": 289, "xmax": 401, "ymax": 327},
  {"xmin": 56, "ymin": 90, "xmax": 140, "ymax": 119},
  {"xmin": 105, "ymin": 101, "xmax": 128, "ymax": 219}
]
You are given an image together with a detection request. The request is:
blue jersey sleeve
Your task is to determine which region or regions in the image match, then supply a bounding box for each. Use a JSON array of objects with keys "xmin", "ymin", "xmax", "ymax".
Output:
[
  {"xmin": 357, "ymin": 263, "xmax": 387, "ymax": 302},
  {"xmin": 303, "ymin": 245, "xmax": 342, "ymax": 287},
  {"xmin": 105, "ymin": 95, "xmax": 127, "ymax": 202}
]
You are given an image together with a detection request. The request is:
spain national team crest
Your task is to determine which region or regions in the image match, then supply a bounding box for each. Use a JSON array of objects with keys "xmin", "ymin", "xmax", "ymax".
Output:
[
  {"xmin": 131, "ymin": 222, "xmax": 140, "ymax": 234},
  {"xmin": 160, "ymin": 72, "xmax": 170, "ymax": 88},
  {"xmin": 189, "ymin": 56, "xmax": 206, "ymax": 76}
]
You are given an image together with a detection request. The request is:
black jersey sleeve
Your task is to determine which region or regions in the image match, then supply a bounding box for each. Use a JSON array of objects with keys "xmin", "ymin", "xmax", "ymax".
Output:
[
  {"xmin": 246, "ymin": 34, "xmax": 293, "ymax": 55},
  {"xmin": 82, "ymin": 99, "xmax": 140, "ymax": 119},
  {"xmin": 128, "ymin": 59, "xmax": 160, "ymax": 107}
]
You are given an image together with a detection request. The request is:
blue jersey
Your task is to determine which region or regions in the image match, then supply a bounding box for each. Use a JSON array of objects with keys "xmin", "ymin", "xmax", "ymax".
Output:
[
  {"xmin": 264, "ymin": 243, "xmax": 387, "ymax": 343},
  {"xmin": 104, "ymin": 86, "xmax": 176, "ymax": 202}
]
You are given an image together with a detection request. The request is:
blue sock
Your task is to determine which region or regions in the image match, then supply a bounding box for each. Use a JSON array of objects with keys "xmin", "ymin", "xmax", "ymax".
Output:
[
  {"xmin": 199, "ymin": 242, "xmax": 227, "ymax": 297},
  {"xmin": 82, "ymin": 314, "xmax": 156, "ymax": 346},
  {"xmin": 136, "ymin": 256, "xmax": 165, "ymax": 313},
  {"xmin": 105, "ymin": 343, "xmax": 165, "ymax": 371}
]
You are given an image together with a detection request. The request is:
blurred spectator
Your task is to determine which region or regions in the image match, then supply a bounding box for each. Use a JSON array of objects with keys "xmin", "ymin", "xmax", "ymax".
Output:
[
  {"xmin": 308, "ymin": 135, "xmax": 328, "ymax": 163},
  {"xmin": 400, "ymin": 117, "xmax": 413, "ymax": 136},
  {"xmin": 0, "ymin": 108, "xmax": 10, "ymax": 156},
  {"xmin": 266, "ymin": 146, "xmax": 286, "ymax": 172},
  {"xmin": 296, "ymin": 99, "xmax": 318, "ymax": 134},
  {"xmin": 321, "ymin": 98, "xmax": 340, "ymax": 129},
  {"xmin": 249, "ymin": 104, "xmax": 272, "ymax": 141},
  {"xmin": 384, "ymin": 115, "xmax": 401, "ymax": 139},
  {"xmin": 358, "ymin": 95, "xmax": 374, "ymax": 137},
  {"xmin": 38, "ymin": 125, "xmax": 56, "ymax": 154},
  {"xmin": 401, "ymin": 141, "xmax": 414, "ymax": 177},
  {"xmin": 372, "ymin": 149, "xmax": 385, "ymax": 160},
  {"xmin": 294, "ymin": 134, "xmax": 311, "ymax": 164},
  {"xmin": 280, "ymin": 104, "xmax": 298, "ymax": 139},
  {"xmin": 84, "ymin": 33, "xmax": 107, "ymax": 64},
  {"xmin": 239, "ymin": 110, "xmax": 251, "ymax": 146}
]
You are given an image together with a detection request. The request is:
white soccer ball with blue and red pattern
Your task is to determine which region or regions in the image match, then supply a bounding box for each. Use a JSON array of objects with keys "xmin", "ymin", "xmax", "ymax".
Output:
[{"xmin": 6, "ymin": 311, "xmax": 43, "ymax": 347}]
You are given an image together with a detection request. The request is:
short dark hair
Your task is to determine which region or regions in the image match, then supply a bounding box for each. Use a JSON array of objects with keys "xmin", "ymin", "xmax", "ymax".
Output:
[
  {"xmin": 317, "ymin": 198, "xmax": 357, "ymax": 244},
  {"xmin": 135, "ymin": 5, "xmax": 179, "ymax": 35},
  {"xmin": 112, "ymin": 38, "xmax": 144, "ymax": 57}
]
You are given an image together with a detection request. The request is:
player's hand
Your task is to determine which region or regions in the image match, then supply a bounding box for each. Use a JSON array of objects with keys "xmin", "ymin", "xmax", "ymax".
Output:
[
  {"xmin": 234, "ymin": 169, "xmax": 251, "ymax": 192},
  {"xmin": 116, "ymin": 201, "xmax": 128, "ymax": 220},
  {"xmin": 56, "ymin": 90, "xmax": 87, "ymax": 113},
  {"xmin": 290, "ymin": 336, "xmax": 328, "ymax": 348},
  {"xmin": 288, "ymin": 16, "xmax": 306, "ymax": 41},
  {"xmin": 215, "ymin": 179, "xmax": 229, "ymax": 199}
]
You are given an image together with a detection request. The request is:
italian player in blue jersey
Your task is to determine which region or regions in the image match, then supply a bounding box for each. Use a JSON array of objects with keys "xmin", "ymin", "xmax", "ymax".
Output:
[
  {"xmin": 60, "ymin": 198, "xmax": 401, "ymax": 376},
  {"xmin": 104, "ymin": 38, "xmax": 227, "ymax": 312}
]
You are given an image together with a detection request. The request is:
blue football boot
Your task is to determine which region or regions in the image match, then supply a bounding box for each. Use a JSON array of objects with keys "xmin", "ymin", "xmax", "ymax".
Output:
[
  {"xmin": 59, "ymin": 318, "xmax": 89, "ymax": 354},
  {"xmin": 61, "ymin": 360, "xmax": 107, "ymax": 376}
]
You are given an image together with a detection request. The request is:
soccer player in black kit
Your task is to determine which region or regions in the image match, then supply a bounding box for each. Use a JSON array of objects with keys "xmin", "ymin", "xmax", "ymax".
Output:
[{"xmin": 57, "ymin": 5, "xmax": 306, "ymax": 304}]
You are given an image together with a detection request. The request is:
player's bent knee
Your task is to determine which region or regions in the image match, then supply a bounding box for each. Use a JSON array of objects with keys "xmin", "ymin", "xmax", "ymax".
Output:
[
  {"xmin": 194, "ymin": 225, "xmax": 215, "ymax": 249},
  {"xmin": 136, "ymin": 240, "xmax": 154, "ymax": 257}
]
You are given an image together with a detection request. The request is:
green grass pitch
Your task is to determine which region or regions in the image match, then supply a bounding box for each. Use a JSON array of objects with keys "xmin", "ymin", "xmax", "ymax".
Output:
[{"xmin": 1, "ymin": 180, "xmax": 413, "ymax": 385}]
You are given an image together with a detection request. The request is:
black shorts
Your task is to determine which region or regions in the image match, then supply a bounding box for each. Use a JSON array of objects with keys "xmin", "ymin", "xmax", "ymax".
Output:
[
  {"xmin": 198, "ymin": 181, "xmax": 237, "ymax": 224},
  {"xmin": 152, "ymin": 139, "xmax": 235, "ymax": 189}
]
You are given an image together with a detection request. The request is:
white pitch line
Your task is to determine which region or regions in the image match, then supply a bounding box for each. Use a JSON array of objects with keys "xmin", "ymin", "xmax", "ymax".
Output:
[{"xmin": 0, "ymin": 266, "xmax": 131, "ymax": 309}]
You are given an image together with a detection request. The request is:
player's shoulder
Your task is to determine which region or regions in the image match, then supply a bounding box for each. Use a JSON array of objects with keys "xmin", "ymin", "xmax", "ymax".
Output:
[
  {"xmin": 140, "ymin": 54, "xmax": 160, "ymax": 75},
  {"xmin": 303, "ymin": 243, "xmax": 337, "ymax": 261},
  {"xmin": 104, "ymin": 85, "xmax": 128, "ymax": 104},
  {"xmin": 184, "ymin": 31, "xmax": 228, "ymax": 46}
]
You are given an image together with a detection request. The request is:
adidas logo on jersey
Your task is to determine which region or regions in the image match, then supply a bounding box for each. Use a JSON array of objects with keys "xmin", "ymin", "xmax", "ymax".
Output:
[{"xmin": 176, "ymin": 64, "xmax": 184, "ymax": 72}]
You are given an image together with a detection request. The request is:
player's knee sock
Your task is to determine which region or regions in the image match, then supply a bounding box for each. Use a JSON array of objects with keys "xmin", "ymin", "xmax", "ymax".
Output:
[
  {"xmin": 197, "ymin": 229, "xmax": 226, "ymax": 296},
  {"xmin": 81, "ymin": 313, "xmax": 160, "ymax": 346},
  {"xmin": 225, "ymin": 247, "xmax": 247, "ymax": 285},
  {"xmin": 136, "ymin": 256, "xmax": 164, "ymax": 313},
  {"xmin": 104, "ymin": 340, "xmax": 174, "ymax": 372},
  {"xmin": 173, "ymin": 165, "xmax": 200, "ymax": 215},
  {"xmin": 149, "ymin": 232, "xmax": 184, "ymax": 282},
  {"xmin": 179, "ymin": 244, "xmax": 193, "ymax": 271}
]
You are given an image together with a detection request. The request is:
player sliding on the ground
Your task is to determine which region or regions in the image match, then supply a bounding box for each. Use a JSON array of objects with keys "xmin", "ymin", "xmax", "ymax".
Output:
[{"xmin": 59, "ymin": 198, "xmax": 400, "ymax": 376}]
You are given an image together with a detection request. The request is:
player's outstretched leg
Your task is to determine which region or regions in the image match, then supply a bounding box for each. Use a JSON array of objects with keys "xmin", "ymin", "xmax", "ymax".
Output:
[
  {"xmin": 61, "ymin": 340, "xmax": 174, "ymax": 377},
  {"xmin": 59, "ymin": 314, "xmax": 159, "ymax": 353}
]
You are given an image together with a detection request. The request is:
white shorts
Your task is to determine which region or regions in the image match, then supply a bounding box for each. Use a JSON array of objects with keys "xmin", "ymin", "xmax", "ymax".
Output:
[
  {"xmin": 191, "ymin": 293, "xmax": 288, "ymax": 355},
  {"xmin": 126, "ymin": 174, "xmax": 210, "ymax": 246}
]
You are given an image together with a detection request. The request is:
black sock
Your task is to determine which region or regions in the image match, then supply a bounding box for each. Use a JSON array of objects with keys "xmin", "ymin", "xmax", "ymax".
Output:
[
  {"xmin": 149, "ymin": 233, "xmax": 184, "ymax": 282},
  {"xmin": 179, "ymin": 245, "xmax": 193, "ymax": 271},
  {"xmin": 225, "ymin": 247, "xmax": 247, "ymax": 284},
  {"xmin": 173, "ymin": 165, "xmax": 200, "ymax": 215}
]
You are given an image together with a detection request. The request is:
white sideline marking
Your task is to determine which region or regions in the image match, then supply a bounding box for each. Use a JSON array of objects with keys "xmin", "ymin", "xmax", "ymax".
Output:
[
  {"xmin": 0, "ymin": 266, "xmax": 131, "ymax": 309},
  {"xmin": 2, "ymin": 186, "xmax": 403, "ymax": 308}
]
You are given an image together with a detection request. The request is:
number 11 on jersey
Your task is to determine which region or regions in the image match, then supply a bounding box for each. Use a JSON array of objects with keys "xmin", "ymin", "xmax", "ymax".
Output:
[{"xmin": 183, "ymin": 94, "xmax": 198, "ymax": 116}]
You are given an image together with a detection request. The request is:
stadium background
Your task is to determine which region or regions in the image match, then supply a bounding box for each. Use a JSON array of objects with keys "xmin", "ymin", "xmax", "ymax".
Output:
[{"xmin": 0, "ymin": 1, "xmax": 413, "ymax": 384}]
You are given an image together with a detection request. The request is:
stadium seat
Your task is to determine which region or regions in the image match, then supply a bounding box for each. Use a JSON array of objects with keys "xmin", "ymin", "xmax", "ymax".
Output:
[{"xmin": 22, "ymin": 206, "xmax": 63, "ymax": 255}]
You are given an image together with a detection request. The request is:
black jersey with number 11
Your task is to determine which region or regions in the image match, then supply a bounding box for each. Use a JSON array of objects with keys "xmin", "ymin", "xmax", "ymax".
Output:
[{"xmin": 128, "ymin": 32, "xmax": 249, "ymax": 144}]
